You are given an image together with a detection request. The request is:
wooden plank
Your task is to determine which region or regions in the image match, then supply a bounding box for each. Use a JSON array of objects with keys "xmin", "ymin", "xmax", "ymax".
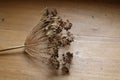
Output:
[{"xmin": 0, "ymin": 0, "xmax": 120, "ymax": 80}]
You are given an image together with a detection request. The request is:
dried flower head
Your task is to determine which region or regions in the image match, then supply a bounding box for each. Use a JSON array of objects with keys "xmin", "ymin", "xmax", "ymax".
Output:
[{"xmin": 24, "ymin": 8, "xmax": 74, "ymax": 74}]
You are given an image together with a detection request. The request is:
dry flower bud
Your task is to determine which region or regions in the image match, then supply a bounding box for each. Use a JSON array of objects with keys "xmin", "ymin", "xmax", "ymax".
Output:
[
  {"xmin": 62, "ymin": 63, "xmax": 70, "ymax": 74},
  {"xmin": 64, "ymin": 20, "xmax": 72, "ymax": 31}
]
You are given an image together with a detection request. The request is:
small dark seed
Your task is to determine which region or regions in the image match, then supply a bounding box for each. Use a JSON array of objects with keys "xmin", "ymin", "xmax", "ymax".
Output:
[{"xmin": 62, "ymin": 66, "xmax": 69, "ymax": 74}]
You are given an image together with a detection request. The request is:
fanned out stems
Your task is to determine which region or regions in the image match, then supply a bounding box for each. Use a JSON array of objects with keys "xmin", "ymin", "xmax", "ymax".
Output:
[
  {"xmin": 25, "ymin": 47, "xmax": 49, "ymax": 64},
  {"xmin": 0, "ymin": 8, "xmax": 74, "ymax": 74}
]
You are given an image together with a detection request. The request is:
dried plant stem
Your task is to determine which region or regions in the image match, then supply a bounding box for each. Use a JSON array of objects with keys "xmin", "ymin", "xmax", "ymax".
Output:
[
  {"xmin": 0, "ymin": 43, "xmax": 55, "ymax": 53},
  {"xmin": 0, "ymin": 45, "xmax": 25, "ymax": 52}
]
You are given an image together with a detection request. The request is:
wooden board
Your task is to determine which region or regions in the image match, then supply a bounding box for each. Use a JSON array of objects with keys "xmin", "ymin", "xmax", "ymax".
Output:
[{"xmin": 0, "ymin": 0, "xmax": 120, "ymax": 80}]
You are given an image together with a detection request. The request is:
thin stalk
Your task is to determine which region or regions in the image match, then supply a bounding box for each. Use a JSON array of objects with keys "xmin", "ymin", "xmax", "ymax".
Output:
[
  {"xmin": 0, "ymin": 44, "xmax": 55, "ymax": 53},
  {"xmin": 0, "ymin": 45, "xmax": 25, "ymax": 52}
]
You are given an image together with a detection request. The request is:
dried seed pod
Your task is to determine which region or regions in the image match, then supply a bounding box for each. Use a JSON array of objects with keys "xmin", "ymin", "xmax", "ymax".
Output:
[
  {"xmin": 66, "ymin": 52, "xmax": 73, "ymax": 63},
  {"xmin": 62, "ymin": 63, "xmax": 70, "ymax": 74},
  {"xmin": 66, "ymin": 31, "xmax": 74, "ymax": 42},
  {"xmin": 64, "ymin": 20, "xmax": 72, "ymax": 31},
  {"xmin": 66, "ymin": 52, "xmax": 73, "ymax": 59},
  {"xmin": 49, "ymin": 55, "xmax": 60, "ymax": 69},
  {"xmin": 53, "ymin": 47, "xmax": 59, "ymax": 58},
  {"xmin": 61, "ymin": 36, "xmax": 67, "ymax": 47},
  {"xmin": 61, "ymin": 35, "xmax": 73, "ymax": 47},
  {"xmin": 62, "ymin": 52, "xmax": 73, "ymax": 64}
]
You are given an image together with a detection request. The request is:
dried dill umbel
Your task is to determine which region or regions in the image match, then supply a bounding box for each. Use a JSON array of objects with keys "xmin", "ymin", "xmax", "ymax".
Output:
[
  {"xmin": 40, "ymin": 8, "xmax": 74, "ymax": 74},
  {"xmin": 0, "ymin": 8, "xmax": 74, "ymax": 75}
]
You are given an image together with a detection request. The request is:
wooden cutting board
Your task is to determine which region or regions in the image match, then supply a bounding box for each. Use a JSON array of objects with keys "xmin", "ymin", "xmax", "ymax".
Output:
[{"xmin": 0, "ymin": 0, "xmax": 120, "ymax": 80}]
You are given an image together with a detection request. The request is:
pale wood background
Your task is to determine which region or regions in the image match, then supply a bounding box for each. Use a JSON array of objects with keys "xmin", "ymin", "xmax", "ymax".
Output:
[{"xmin": 0, "ymin": 0, "xmax": 120, "ymax": 80}]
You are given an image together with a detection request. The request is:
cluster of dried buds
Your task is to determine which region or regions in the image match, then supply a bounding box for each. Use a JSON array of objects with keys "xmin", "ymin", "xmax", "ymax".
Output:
[
  {"xmin": 62, "ymin": 52, "xmax": 73, "ymax": 74},
  {"xmin": 41, "ymin": 8, "xmax": 74, "ymax": 74}
]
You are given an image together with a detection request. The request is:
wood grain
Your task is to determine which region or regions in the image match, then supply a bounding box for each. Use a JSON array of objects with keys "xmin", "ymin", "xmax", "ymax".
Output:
[{"xmin": 0, "ymin": 0, "xmax": 120, "ymax": 80}]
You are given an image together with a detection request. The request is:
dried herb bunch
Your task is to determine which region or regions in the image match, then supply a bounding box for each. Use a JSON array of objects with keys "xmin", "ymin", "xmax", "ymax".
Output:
[{"xmin": 24, "ymin": 8, "xmax": 74, "ymax": 74}]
